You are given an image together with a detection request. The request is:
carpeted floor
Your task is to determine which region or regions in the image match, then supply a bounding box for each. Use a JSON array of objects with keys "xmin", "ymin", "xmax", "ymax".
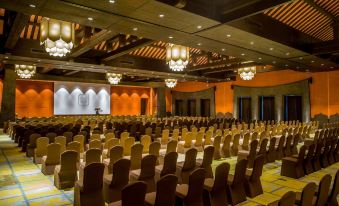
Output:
[{"xmin": 0, "ymin": 132, "xmax": 338, "ymax": 206}]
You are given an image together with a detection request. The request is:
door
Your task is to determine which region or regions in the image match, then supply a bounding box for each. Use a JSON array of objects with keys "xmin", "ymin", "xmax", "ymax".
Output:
[
  {"xmin": 258, "ymin": 96, "xmax": 275, "ymax": 121},
  {"xmin": 238, "ymin": 97, "xmax": 252, "ymax": 123},
  {"xmin": 284, "ymin": 95, "xmax": 302, "ymax": 122},
  {"xmin": 187, "ymin": 99, "xmax": 196, "ymax": 116},
  {"xmin": 200, "ymin": 99, "xmax": 211, "ymax": 117},
  {"xmin": 140, "ymin": 98, "xmax": 148, "ymax": 115},
  {"xmin": 175, "ymin": 100, "xmax": 184, "ymax": 116}
]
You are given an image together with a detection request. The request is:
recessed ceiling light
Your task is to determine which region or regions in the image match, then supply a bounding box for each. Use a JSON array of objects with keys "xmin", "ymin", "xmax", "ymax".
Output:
[
  {"xmin": 88, "ymin": 17, "xmax": 93, "ymax": 21},
  {"xmin": 226, "ymin": 34, "xmax": 231, "ymax": 38},
  {"xmin": 285, "ymin": 64, "xmax": 288, "ymax": 67},
  {"xmin": 286, "ymin": 52, "xmax": 290, "ymax": 56},
  {"xmin": 197, "ymin": 43, "xmax": 201, "ymax": 46},
  {"xmin": 4, "ymin": 56, "xmax": 8, "ymax": 59},
  {"xmin": 37, "ymin": 59, "xmax": 41, "ymax": 62},
  {"xmin": 272, "ymin": 61, "xmax": 276, "ymax": 64},
  {"xmin": 159, "ymin": 14, "xmax": 164, "ymax": 18},
  {"xmin": 197, "ymin": 25, "xmax": 202, "ymax": 29},
  {"xmin": 233, "ymin": 70, "xmax": 237, "ymax": 73},
  {"xmin": 133, "ymin": 27, "xmax": 138, "ymax": 31},
  {"xmin": 330, "ymin": 67, "xmax": 334, "ymax": 69},
  {"xmin": 258, "ymin": 57, "xmax": 262, "ymax": 60},
  {"xmin": 321, "ymin": 64, "xmax": 324, "ymax": 66},
  {"xmin": 241, "ymin": 53, "xmax": 245, "ymax": 56},
  {"xmin": 109, "ymin": 0, "xmax": 115, "ymax": 3},
  {"xmin": 221, "ymin": 48, "xmax": 225, "ymax": 51},
  {"xmin": 168, "ymin": 36, "xmax": 173, "ymax": 39},
  {"xmin": 299, "ymin": 57, "xmax": 303, "ymax": 60},
  {"xmin": 90, "ymin": 65, "xmax": 94, "ymax": 68},
  {"xmin": 29, "ymin": 4, "xmax": 36, "ymax": 8},
  {"xmin": 269, "ymin": 47, "xmax": 274, "ymax": 51},
  {"xmin": 250, "ymin": 41, "xmax": 254, "ymax": 45},
  {"xmin": 311, "ymin": 60, "xmax": 315, "ymax": 63},
  {"xmin": 306, "ymin": 69, "xmax": 310, "ymax": 72}
]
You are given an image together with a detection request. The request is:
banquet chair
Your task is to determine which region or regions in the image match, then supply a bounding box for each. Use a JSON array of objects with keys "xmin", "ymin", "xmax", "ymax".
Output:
[{"xmin": 54, "ymin": 150, "xmax": 78, "ymax": 189}]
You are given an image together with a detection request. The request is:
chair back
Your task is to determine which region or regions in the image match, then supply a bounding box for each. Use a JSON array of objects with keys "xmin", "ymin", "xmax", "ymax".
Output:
[
  {"xmin": 89, "ymin": 139, "xmax": 102, "ymax": 150},
  {"xmin": 109, "ymin": 145, "xmax": 124, "ymax": 165},
  {"xmin": 204, "ymin": 130, "xmax": 213, "ymax": 145},
  {"xmin": 120, "ymin": 182, "xmax": 147, "ymax": 206},
  {"xmin": 46, "ymin": 132, "xmax": 57, "ymax": 143},
  {"xmin": 161, "ymin": 152, "xmax": 178, "ymax": 177},
  {"xmin": 242, "ymin": 133, "xmax": 250, "ymax": 148},
  {"xmin": 73, "ymin": 135, "xmax": 85, "ymax": 153},
  {"xmin": 182, "ymin": 148, "xmax": 197, "ymax": 171},
  {"xmin": 29, "ymin": 133, "xmax": 41, "ymax": 147},
  {"xmin": 63, "ymin": 131, "xmax": 73, "ymax": 144},
  {"xmin": 85, "ymin": 149, "xmax": 101, "ymax": 166},
  {"xmin": 185, "ymin": 168, "xmax": 206, "ymax": 206},
  {"xmin": 278, "ymin": 191, "xmax": 296, "ymax": 206},
  {"xmin": 139, "ymin": 155, "xmax": 157, "ymax": 179},
  {"xmin": 55, "ymin": 136, "xmax": 66, "ymax": 153},
  {"xmin": 105, "ymin": 133, "xmax": 115, "ymax": 142},
  {"xmin": 154, "ymin": 175, "xmax": 178, "ymax": 206},
  {"xmin": 35, "ymin": 137, "xmax": 49, "ymax": 156},
  {"xmin": 110, "ymin": 159, "xmax": 131, "ymax": 188},
  {"xmin": 213, "ymin": 136, "xmax": 221, "ymax": 160},
  {"xmin": 297, "ymin": 145, "xmax": 307, "ymax": 164},
  {"xmin": 222, "ymin": 134, "xmax": 231, "ymax": 157},
  {"xmin": 233, "ymin": 159, "xmax": 248, "ymax": 186},
  {"xmin": 149, "ymin": 141, "xmax": 161, "ymax": 157},
  {"xmin": 141, "ymin": 135, "xmax": 151, "ymax": 153},
  {"xmin": 60, "ymin": 150, "xmax": 77, "ymax": 172},
  {"xmin": 328, "ymin": 170, "xmax": 339, "ymax": 206},
  {"xmin": 172, "ymin": 129, "xmax": 179, "ymax": 141},
  {"xmin": 104, "ymin": 138, "xmax": 119, "ymax": 153},
  {"xmin": 315, "ymin": 174, "xmax": 332, "ymax": 206},
  {"xmin": 90, "ymin": 134, "xmax": 101, "ymax": 141},
  {"xmin": 184, "ymin": 132, "xmax": 193, "ymax": 148},
  {"xmin": 46, "ymin": 143, "xmax": 61, "ymax": 164},
  {"xmin": 130, "ymin": 144, "xmax": 143, "ymax": 170},
  {"xmin": 166, "ymin": 140, "xmax": 177, "ymax": 154},
  {"xmin": 212, "ymin": 162, "xmax": 230, "ymax": 193},
  {"xmin": 299, "ymin": 182, "xmax": 316, "ymax": 206},
  {"xmin": 195, "ymin": 131, "xmax": 204, "ymax": 147},
  {"xmin": 123, "ymin": 137, "xmax": 135, "ymax": 156},
  {"xmin": 82, "ymin": 162, "xmax": 105, "ymax": 193},
  {"xmin": 250, "ymin": 155, "xmax": 265, "ymax": 181},
  {"xmin": 258, "ymin": 138, "xmax": 268, "ymax": 155},
  {"xmin": 161, "ymin": 129, "xmax": 170, "ymax": 144},
  {"xmin": 120, "ymin": 132, "xmax": 129, "ymax": 145},
  {"xmin": 251, "ymin": 132, "xmax": 258, "ymax": 141},
  {"xmin": 201, "ymin": 146, "xmax": 215, "ymax": 178}
]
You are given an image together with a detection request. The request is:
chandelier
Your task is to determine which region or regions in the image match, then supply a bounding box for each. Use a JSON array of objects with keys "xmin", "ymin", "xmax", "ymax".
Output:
[
  {"xmin": 40, "ymin": 18, "xmax": 74, "ymax": 57},
  {"xmin": 106, "ymin": 73, "xmax": 122, "ymax": 85},
  {"xmin": 165, "ymin": 79, "xmax": 177, "ymax": 88},
  {"xmin": 238, "ymin": 66, "xmax": 256, "ymax": 80},
  {"xmin": 15, "ymin": 64, "xmax": 36, "ymax": 79},
  {"xmin": 166, "ymin": 44, "xmax": 189, "ymax": 72}
]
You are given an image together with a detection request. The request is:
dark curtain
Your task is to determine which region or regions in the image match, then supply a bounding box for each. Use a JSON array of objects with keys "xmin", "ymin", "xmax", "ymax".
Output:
[
  {"xmin": 140, "ymin": 98, "xmax": 148, "ymax": 115},
  {"xmin": 259, "ymin": 96, "xmax": 275, "ymax": 121},
  {"xmin": 284, "ymin": 96, "xmax": 302, "ymax": 121},
  {"xmin": 238, "ymin": 97, "xmax": 252, "ymax": 123},
  {"xmin": 187, "ymin": 100, "xmax": 196, "ymax": 116},
  {"xmin": 175, "ymin": 100, "xmax": 184, "ymax": 116},
  {"xmin": 200, "ymin": 99, "xmax": 211, "ymax": 117}
]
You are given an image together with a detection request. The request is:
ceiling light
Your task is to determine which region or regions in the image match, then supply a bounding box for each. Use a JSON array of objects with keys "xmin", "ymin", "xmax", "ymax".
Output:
[
  {"xmin": 238, "ymin": 66, "xmax": 256, "ymax": 80},
  {"xmin": 258, "ymin": 57, "xmax": 262, "ymax": 60},
  {"xmin": 269, "ymin": 47, "xmax": 274, "ymax": 51},
  {"xmin": 165, "ymin": 79, "xmax": 177, "ymax": 88},
  {"xmin": 221, "ymin": 48, "xmax": 225, "ymax": 51},
  {"xmin": 37, "ymin": 59, "xmax": 41, "ymax": 62},
  {"xmin": 29, "ymin": 4, "xmax": 36, "ymax": 8},
  {"xmin": 272, "ymin": 61, "xmax": 276, "ymax": 64},
  {"xmin": 159, "ymin": 14, "xmax": 165, "ymax": 18},
  {"xmin": 197, "ymin": 43, "xmax": 201, "ymax": 46},
  {"xmin": 40, "ymin": 18, "xmax": 74, "ymax": 57},
  {"xmin": 88, "ymin": 17, "xmax": 93, "ymax": 21},
  {"xmin": 106, "ymin": 73, "xmax": 122, "ymax": 84},
  {"xmin": 321, "ymin": 64, "xmax": 324, "ymax": 66},
  {"xmin": 4, "ymin": 56, "xmax": 8, "ymax": 59},
  {"xmin": 330, "ymin": 67, "xmax": 334, "ymax": 69},
  {"xmin": 197, "ymin": 25, "xmax": 202, "ymax": 29},
  {"xmin": 286, "ymin": 52, "xmax": 290, "ymax": 56},
  {"xmin": 299, "ymin": 57, "xmax": 303, "ymax": 60},
  {"xmin": 311, "ymin": 60, "xmax": 315, "ymax": 63},
  {"xmin": 226, "ymin": 34, "xmax": 231, "ymax": 38},
  {"xmin": 15, "ymin": 64, "xmax": 36, "ymax": 79},
  {"xmin": 166, "ymin": 44, "xmax": 189, "ymax": 72},
  {"xmin": 250, "ymin": 41, "xmax": 254, "ymax": 45},
  {"xmin": 109, "ymin": 0, "xmax": 115, "ymax": 3},
  {"xmin": 133, "ymin": 27, "xmax": 138, "ymax": 31},
  {"xmin": 285, "ymin": 64, "xmax": 288, "ymax": 67},
  {"xmin": 168, "ymin": 36, "xmax": 173, "ymax": 39},
  {"xmin": 241, "ymin": 53, "xmax": 245, "ymax": 56}
]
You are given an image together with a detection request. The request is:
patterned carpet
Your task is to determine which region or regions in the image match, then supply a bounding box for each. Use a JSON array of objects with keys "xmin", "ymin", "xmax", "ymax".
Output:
[{"xmin": 0, "ymin": 131, "xmax": 338, "ymax": 206}]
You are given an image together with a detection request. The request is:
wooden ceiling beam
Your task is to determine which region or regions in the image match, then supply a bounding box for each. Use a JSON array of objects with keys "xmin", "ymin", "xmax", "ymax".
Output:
[
  {"xmin": 220, "ymin": 0, "xmax": 292, "ymax": 23},
  {"xmin": 304, "ymin": 0, "xmax": 337, "ymax": 22},
  {"xmin": 69, "ymin": 29, "xmax": 119, "ymax": 58},
  {"xmin": 4, "ymin": 13, "xmax": 30, "ymax": 49},
  {"xmin": 102, "ymin": 39, "xmax": 155, "ymax": 62}
]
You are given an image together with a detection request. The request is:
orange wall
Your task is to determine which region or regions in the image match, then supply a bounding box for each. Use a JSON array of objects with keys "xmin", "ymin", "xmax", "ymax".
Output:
[
  {"xmin": 0, "ymin": 79, "xmax": 3, "ymax": 111},
  {"xmin": 110, "ymin": 86, "xmax": 151, "ymax": 116},
  {"xmin": 16, "ymin": 80, "xmax": 54, "ymax": 117},
  {"xmin": 168, "ymin": 70, "xmax": 339, "ymax": 117}
]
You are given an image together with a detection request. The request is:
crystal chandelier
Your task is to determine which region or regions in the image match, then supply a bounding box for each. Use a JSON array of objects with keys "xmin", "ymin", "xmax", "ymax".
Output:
[
  {"xmin": 166, "ymin": 44, "xmax": 189, "ymax": 72},
  {"xmin": 106, "ymin": 73, "xmax": 122, "ymax": 85},
  {"xmin": 238, "ymin": 66, "xmax": 256, "ymax": 80},
  {"xmin": 165, "ymin": 79, "xmax": 177, "ymax": 88},
  {"xmin": 15, "ymin": 64, "xmax": 36, "ymax": 79},
  {"xmin": 40, "ymin": 18, "xmax": 74, "ymax": 57}
]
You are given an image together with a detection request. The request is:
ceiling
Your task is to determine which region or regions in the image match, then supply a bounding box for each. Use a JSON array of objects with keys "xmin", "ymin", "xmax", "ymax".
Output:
[{"xmin": 0, "ymin": 0, "xmax": 338, "ymax": 83}]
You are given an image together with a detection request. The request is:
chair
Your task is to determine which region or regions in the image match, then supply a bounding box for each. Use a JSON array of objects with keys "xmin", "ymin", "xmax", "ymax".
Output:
[
  {"xmin": 67, "ymin": 141, "xmax": 81, "ymax": 161},
  {"xmin": 283, "ymin": 135, "xmax": 293, "ymax": 157},
  {"xmin": 90, "ymin": 134, "xmax": 101, "ymax": 141},
  {"xmin": 34, "ymin": 137, "xmax": 49, "ymax": 164},
  {"xmin": 231, "ymin": 134, "xmax": 240, "ymax": 156},
  {"xmin": 26, "ymin": 133, "xmax": 41, "ymax": 157},
  {"xmin": 55, "ymin": 136, "xmax": 66, "ymax": 153},
  {"xmin": 176, "ymin": 148, "xmax": 198, "ymax": 184},
  {"xmin": 244, "ymin": 155, "xmax": 265, "ymax": 198},
  {"xmin": 81, "ymin": 148, "xmax": 101, "ymax": 177},
  {"xmin": 281, "ymin": 145, "xmax": 307, "ymax": 178},
  {"xmin": 89, "ymin": 139, "xmax": 102, "ymax": 150},
  {"xmin": 123, "ymin": 137, "xmax": 135, "ymax": 156},
  {"xmin": 119, "ymin": 132, "xmax": 129, "ymax": 146},
  {"xmin": 203, "ymin": 162, "xmax": 230, "ymax": 206},
  {"xmin": 266, "ymin": 137, "xmax": 277, "ymax": 163},
  {"xmin": 327, "ymin": 169, "xmax": 339, "ymax": 206},
  {"xmin": 237, "ymin": 140, "xmax": 258, "ymax": 168},
  {"xmin": 54, "ymin": 150, "xmax": 78, "ymax": 189},
  {"xmin": 193, "ymin": 131, "xmax": 204, "ymax": 152},
  {"xmin": 313, "ymin": 173, "xmax": 332, "ymax": 206},
  {"xmin": 103, "ymin": 138, "xmax": 119, "ymax": 159},
  {"xmin": 103, "ymin": 159, "xmax": 131, "ymax": 203},
  {"xmin": 172, "ymin": 129, "xmax": 179, "ymax": 141},
  {"xmin": 128, "ymin": 143, "xmax": 143, "ymax": 170},
  {"xmin": 197, "ymin": 146, "xmax": 214, "ymax": 178},
  {"xmin": 41, "ymin": 143, "xmax": 61, "ymax": 175},
  {"xmin": 177, "ymin": 132, "xmax": 193, "ymax": 153},
  {"xmin": 333, "ymin": 139, "xmax": 339, "ymax": 162},
  {"xmin": 63, "ymin": 131, "xmax": 73, "ymax": 144},
  {"xmin": 278, "ymin": 191, "xmax": 296, "ymax": 206},
  {"xmin": 74, "ymin": 163, "xmax": 105, "ymax": 206},
  {"xmin": 295, "ymin": 182, "xmax": 316, "ymax": 206},
  {"xmin": 105, "ymin": 133, "xmax": 115, "ymax": 142},
  {"xmin": 303, "ymin": 143, "xmax": 315, "ymax": 175},
  {"xmin": 164, "ymin": 140, "xmax": 177, "ymax": 155},
  {"xmin": 327, "ymin": 139, "xmax": 336, "ymax": 165},
  {"xmin": 155, "ymin": 152, "xmax": 178, "ymax": 179},
  {"xmin": 291, "ymin": 134, "xmax": 300, "ymax": 155},
  {"xmin": 226, "ymin": 159, "xmax": 248, "ymax": 205},
  {"xmin": 320, "ymin": 140, "xmax": 331, "ymax": 168},
  {"xmin": 242, "ymin": 133, "xmax": 250, "ymax": 150},
  {"xmin": 158, "ymin": 129, "xmax": 170, "ymax": 145},
  {"xmin": 221, "ymin": 134, "xmax": 231, "ymax": 158},
  {"xmin": 148, "ymin": 142, "xmax": 161, "ymax": 164},
  {"xmin": 145, "ymin": 174, "xmax": 178, "ymax": 206},
  {"xmin": 130, "ymin": 155, "xmax": 157, "ymax": 192},
  {"xmin": 175, "ymin": 168, "xmax": 206, "ymax": 206},
  {"xmin": 141, "ymin": 135, "xmax": 151, "ymax": 153},
  {"xmin": 104, "ymin": 146, "xmax": 124, "ymax": 174},
  {"xmin": 109, "ymin": 181, "xmax": 147, "ymax": 206},
  {"xmin": 256, "ymin": 138, "xmax": 268, "ymax": 160},
  {"xmin": 204, "ymin": 130, "xmax": 213, "ymax": 146},
  {"xmin": 276, "ymin": 136, "xmax": 286, "ymax": 160},
  {"xmin": 73, "ymin": 135, "xmax": 85, "ymax": 153},
  {"xmin": 212, "ymin": 136, "xmax": 221, "ymax": 160},
  {"xmin": 312, "ymin": 141, "xmax": 323, "ymax": 171}
]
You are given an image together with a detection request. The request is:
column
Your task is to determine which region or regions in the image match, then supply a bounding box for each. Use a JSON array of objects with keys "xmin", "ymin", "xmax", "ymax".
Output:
[
  {"xmin": 0, "ymin": 66, "xmax": 16, "ymax": 126},
  {"xmin": 156, "ymin": 87, "xmax": 166, "ymax": 118}
]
